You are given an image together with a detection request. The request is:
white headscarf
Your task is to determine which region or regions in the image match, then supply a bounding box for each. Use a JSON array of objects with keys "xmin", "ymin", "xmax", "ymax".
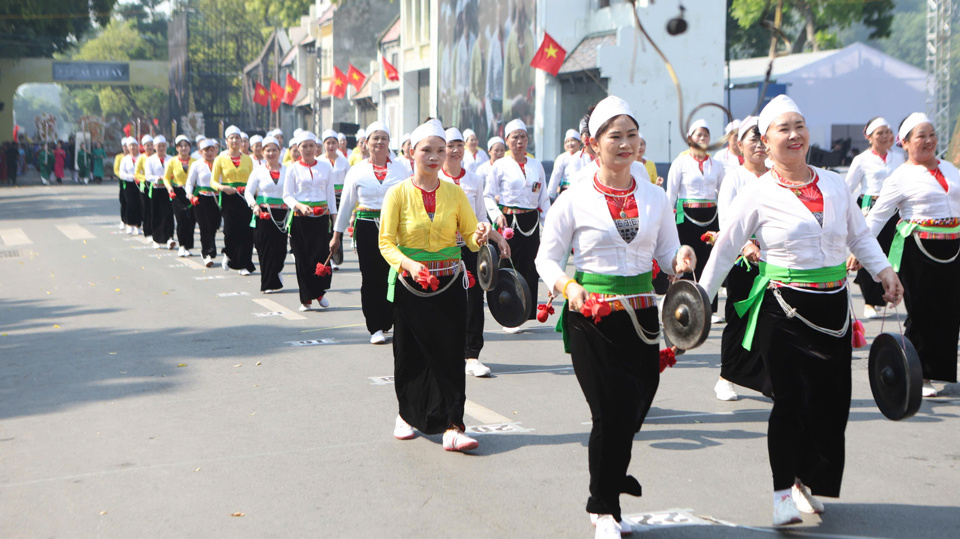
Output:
[
  {"xmin": 365, "ymin": 121, "xmax": 390, "ymax": 138},
  {"xmin": 462, "ymin": 128, "xmax": 477, "ymax": 140},
  {"xmin": 400, "ymin": 133, "xmax": 411, "ymax": 146},
  {"xmin": 262, "ymin": 136, "xmax": 280, "ymax": 150},
  {"xmin": 738, "ymin": 116, "xmax": 759, "ymax": 141},
  {"xmin": 248, "ymin": 135, "xmax": 263, "ymax": 146},
  {"xmin": 758, "ymin": 94, "xmax": 803, "ymax": 136},
  {"xmin": 564, "ymin": 129, "xmax": 581, "ymax": 142},
  {"xmin": 487, "ymin": 136, "xmax": 505, "ymax": 151},
  {"xmin": 724, "ymin": 120, "xmax": 742, "ymax": 136},
  {"xmin": 504, "ymin": 119, "xmax": 527, "ymax": 139},
  {"xmin": 445, "ymin": 127, "xmax": 464, "ymax": 143},
  {"xmin": 152, "ymin": 135, "xmax": 167, "ymax": 146},
  {"xmin": 588, "ymin": 95, "xmax": 636, "ymax": 138},
  {"xmin": 321, "ymin": 129, "xmax": 338, "ymax": 142},
  {"xmin": 174, "ymin": 135, "xmax": 190, "ymax": 146},
  {"xmin": 140, "ymin": 135, "xmax": 154, "ymax": 145},
  {"xmin": 356, "ymin": 128, "xmax": 366, "ymax": 140},
  {"xmin": 865, "ymin": 117, "xmax": 890, "ymax": 137},
  {"xmin": 410, "ymin": 119, "xmax": 446, "ymax": 149},
  {"xmin": 898, "ymin": 113, "xmax": 933, "ymax": 142},
  {"xmin": 337, "ymin": 132, "xmax": 346, "ymax": 142},
  {"xmin": 194, "ymin": 135, "xmax": 205, "ymax": 144},
  {"xmin": 240, "ymin": 132, "xmax": 249, "ymax": 140},
  {"xmin": 224, "ymin": 126, "xmax": 242, "ymax": 138},
  {"xmin": 686, "ymin": 119, "xmax": 709, "ymax": 139},
  {"xmin": 299, "ymin": 132, "xmax": 319, "ymax": 145},
  {"xmin": 198, "ymin": 138, "xmax": 216, "ymax": 150}
]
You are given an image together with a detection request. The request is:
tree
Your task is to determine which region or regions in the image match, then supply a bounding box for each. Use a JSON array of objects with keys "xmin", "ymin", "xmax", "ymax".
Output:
[
  {"xmin": 0, "ymin": 0, "xmax": 116, "ymax": 57},
  {"xmin": 245, "ymin": 0, "xmax": 314, "ymax": 28}
]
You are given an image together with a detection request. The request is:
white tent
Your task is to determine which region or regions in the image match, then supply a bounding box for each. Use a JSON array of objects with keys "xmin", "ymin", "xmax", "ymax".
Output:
[{"xmin": 727, "ymin": 42, "xmax": 927, "ymax": 150}]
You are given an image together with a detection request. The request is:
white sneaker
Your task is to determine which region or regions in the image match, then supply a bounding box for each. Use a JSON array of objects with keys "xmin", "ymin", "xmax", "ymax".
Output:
[
  {"xmin": 394, "ymin": 416, "xmax": 415, "ymax": 440},
  {"xmin": 278, "ymin": 274, "xmax": 284, "ymax": 286},
  {"xmin": 204, "ymin": 256, "xmax": 214, "ymax": 268},
  {"xmin": 863, "ymin": 305, "xmax": 880, "ymax": 319},
  {"xmin": 177, "ymin": 247, "xmax": 187, "ymax": 257},
  {"xmin": 167, "ymin": 239, "xmax": 176, "ymax": 250},
  {"xmin": 773, "ymin": 492, "xmax": 803, "ymax": 526},
  {"xmin": 792, "ymin": 482, "xmax": 824, "ymax": 514},
  {"xmin": 331, "ymin": 261, "xmax": 340, "ymax": 271},
  {"xmin": 317, "ymin": 296, "xmax": 329, "ymax": 308},
  {"xmin": 299, "ymin": 302, "xmax": 313, "ymax": 312},
  {"xmin": 714, "ymin": 378, "xmax": 739, "ymax": 401},
  {"xmin": 711, "ymin": 314, "xmax": 725, "ymax": 324},
  {"xmin": 221, "ymin": 257, "xmax": 230, "ymax": 271},
  {"xmin": 263, "ymin": 289, "xmax": 280, "ymax": 294},
  {"xmin": 182, "ymin": 249, "xmax": 193, "ymax": 257},
  {"xmin": 152, "ymin": 241, "xmax": 163, "ymax": 249},
  {"xmin": 119, "ymin": 222, "xmax": 125, "ymax": 230},
  {"xmin": 238, "ymin": 269, "xmax": 251, "ymax": 276},
  {"xmin": 442, "ymin": 428, "xmax": 478, "ymax": 451},
  {"xmin": 370, "ymin": 330, "xmax": 386, "ymax": 344},
  {"xmin": 503, "ymin": 326, "xmax": 523, "ymax": 334},
  {"xmin": 594, "ymin": 515, "xmax": 623, "ymax": 539},
  {"xmin": 465, "ymin": 359, "xmax": 492, "ymax": 377},
  {"xmin": 137, "ymin": 228, "xmax": 144, "ymax": 235},
  {"xmin": 922, "ymin": 381, "xmax": 938, "ymax": 398}
]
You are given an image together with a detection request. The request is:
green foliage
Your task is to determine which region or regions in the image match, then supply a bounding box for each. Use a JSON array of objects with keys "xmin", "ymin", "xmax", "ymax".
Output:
[
  {"xmin": 0, "ymin": 0, "xmax": 116, "ymax": 57},
  {"xmin": 246, "ymin": 0, "xmax": 314, "ymax": 28}
]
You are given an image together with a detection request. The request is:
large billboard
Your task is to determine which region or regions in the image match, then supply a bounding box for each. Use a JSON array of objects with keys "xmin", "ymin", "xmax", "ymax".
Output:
[{"xmin": 437, "ymin": 0, "xmax": 537, "ymax": 149}]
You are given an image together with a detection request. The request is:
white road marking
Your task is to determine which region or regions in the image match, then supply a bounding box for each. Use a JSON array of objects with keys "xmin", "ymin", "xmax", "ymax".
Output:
[
  {"xmin": 177, "ymin": 257, "xmax": 205, "ymax": 269},
  {"xmin": 252, "ymin": 298, "xmax": 307, "ymax": 320},
  {"xmin": 465, "ymin": 423, "xmax": 532, "ymax": 435},
  {"xmin": 56, "ymin": 224, "xmax": 95, "ymax": 240},
  {"xmin": 195, "ymin": 275, "xmax": 226, "ymax": 281},
  {"xmin": 496, "ymin": 366, "xmax": 573, "ymax": 376},
  {"xmin": 217, "ymin": 292, "xmax": 250, "ymax": 297},
  {"xmin": 581, "ymin": 409, "xmax": 768, "ymax": 426},
  {"xmin": 464, "ymin": 399, "xmax": 512, "ymax": 425},
  {"xmin": 0, "ymin": 228, "xmax": 31, "ymax": 246},
  {"xmin": 286, "ymin": 339, "xmax": 338, "ymax": 346}
]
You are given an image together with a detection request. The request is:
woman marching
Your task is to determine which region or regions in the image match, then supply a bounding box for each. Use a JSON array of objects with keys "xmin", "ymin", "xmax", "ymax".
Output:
[
  {"xmin": 211, "ymin": 126, "xmax": 257, "ymax": 275},
  {"xmin": 331, "ymin": 122, "xmax": 407, "ymax": 343},
  {"xmin": 461, "ymin": 128, "xmax": 489, "ymax": 174},
  {"xmin": 547, "ymin": 129, "xmax": 584, "ymax": 200},
  {"xmin": 145, "ymin": 135, "xmax": 176, "ymax": 250},
  {"xmin": 484, "ymin": 119, "xmax": 551, "ymax": 332},
  {"xmin": 713, "ymin": 120, "xmax": 744, "ymax": 174},
  {"xmin": 113, "ymin": 140, "xmax": 128, "ymax": 229},
  {"xmin": 379, "ymin": 119, "xmax": 510, "ymax": 451},
  {"xmin": 535, "ymin": 96, "xmax": 695, "ymax": 539},
  {"xmin": 665, "ymin": 119, "xmax": 726, "ymax": 321},
  {"xmin": 713, "ymin": 116, "xmax": 770, "ymax": 402},
  {"xmin": 474, "ymin": 136, "xmax": 504, "ymax": 186},
  {"xmin": 135, "ymin": 135, "xmax": 156, "ymax": 240},
  {"xmin": 858, "ymin": 113, "xmax": 960, "ymax": 398},
  {"xmin": 845, "ymin": 117, "xmax": 906, "ymax": 320},
  {"xmin": 282, "ymin": 133, "xmax": 337, "ymax": 312},
  {"xmin": 321, "ymin": 129, "xmax": 352, "ymax": 271},
  {"xmin": 118, "ymin": 138, "xmax": 143, "ymax": 235},
  {"xmin": 699, "ymin": 95, "xmax": 902, "ymax": 526},
  {"xmin": 249, "ymin": 135, "xmax": 265, "ymax": 166},
  {"xmin": 185, "ymin": 139, "xmax": 222, "ymax": 267},
  {"xmin": 163, "ymin": 135, "xmax": 197, "ymax": 257},
  {"xmin": 440, "ymin": 127, "xmax": 493, "ymax": 377},
  {"xmin": 245, "ymin": 136, "xmax": 289, "ymax": 294}
]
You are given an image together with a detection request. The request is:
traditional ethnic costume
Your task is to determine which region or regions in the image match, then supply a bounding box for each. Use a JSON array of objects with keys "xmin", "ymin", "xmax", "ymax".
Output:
[
  {"xmin": 547, "ymin": 129, "xmax": 585, "ymax": 198},
  {"xmin": 185, "ymin": 139, "xmax": 221, "ymax": 264},
  {"xmin": 144, "ymin": 136, "xmax": 175, "ymax": 249},
  {"xmin": 118, "ymin": 143, "xmax": 143, "ymax": 234},
  {"xmin": 461, "ymin": 129, "xmax": 489, "ymax": 175},
  {"xmin": 245, "ymin": 137, "xmax": 288, "ymax": 293},
  {"xmin": 113, "ymin": 147, "xmax": 127, "ymax": 227},
  {"xmin": 134, "ymin": 137, "xmax": 155, "ymax": 239},
  {"xmin": 211, "ymin": 126, "xmax": 256, "ymax": 273},
  {"xmin": 163, "ymin": 136, "xmax": 197, "ymax": 256}
]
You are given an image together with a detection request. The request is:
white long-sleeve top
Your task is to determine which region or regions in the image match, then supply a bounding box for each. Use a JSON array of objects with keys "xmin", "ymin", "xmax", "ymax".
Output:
[
  {"xmin": 185, "ymin": 160, "xmax": 215, "ymax": 196},
  {"xmin": 547, "ymin": 151, "xmax": 578, "ymax": 195},
  {"xmin": 864, "ymin": 160, "xmax": 960, "ymax": 237},
  {"xmin": 536, "ymin": 177, "xmax": 680, "ymax": 291},
  {"xmin": 144, "ymin": 153, "xmax": 168, "ymax": 185},
  {"xmin": 665, "ymin": 153, "xmax": 725, "ymax": 208},
  {"xmin": 440, "ymin": 167, "xmax": 488, "ymax": 223},
  {"xmin": 282, "ymin": 160, "xmax": 337, "ymax": 215},
  {"xmin": 845, "ymin": 148, "xmax": 906, "ymax": 197},
  {"xmin": 118, "ymin": 154, "xmax": 138, "ymax": 182},
  {"xmin": 713, "ymin": 146, "xmax": 742, "ymax": 175},
  {"xmin": 484, "ymin": 155, "xmax": 551, "ymax": 223},
  {"xmin": 322, "ymin": 153, "xmax": 351, "ymax": 190},
  {"xmin": 244, "ymin": 164, "xmax": 287, "ymax": 206},
  {"xmin": 718, "ymin": 165, "xmax": 765, "ymax": 229},
  {"xmin": 333, "ymin": 158, "xmax": 408, "ymax": 232},
  {"xmin": 699, "ymin": 167, "xmax": 891, "ymax": 301},
  {"xmin": 463, "ymin": 148, "xmax": 489, "ymax": 174},
  {"xmin": 475, "ymin": 160, "xmax": 495, "ymax": 186}
]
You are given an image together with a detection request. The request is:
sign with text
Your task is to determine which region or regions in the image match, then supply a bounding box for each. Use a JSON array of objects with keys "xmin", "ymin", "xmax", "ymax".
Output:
[{"xmin": 52, "ymin": 62, "xmax": 129, "ymax": 83}]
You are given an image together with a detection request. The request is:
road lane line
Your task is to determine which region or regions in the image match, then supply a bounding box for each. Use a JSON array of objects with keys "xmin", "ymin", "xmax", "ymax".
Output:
[
  {"xmin": 252, "ymin": 298, "xmax": 307, "ymax": 320},
  {"xmin": 176, "ymin": 257, "xmax": 205, "ymax": 269},
  {"xmin": 56, "ymin": 224, "xmax": 95, "ymax": 240},
  {"xmin": 464, "ymin": 399, "xmax": 512, "ymax": 425},
  {"xmin": 300, "ymin": 323, "xmax": 365, "ymax": 332},
  {"xmin": 0, "ymin": 228, "xmax": 31, "ymax": 246}
]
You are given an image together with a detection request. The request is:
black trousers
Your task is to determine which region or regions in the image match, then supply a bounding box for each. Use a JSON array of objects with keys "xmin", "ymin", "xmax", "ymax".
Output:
[
  {"xmin": 755, "ymin": 286, "xmax": 851, "ymax": 496},
  {"xmin": 290, "ymin": 214, "xmax": 331, "ymax": 304},
  {"xmin": 900, "ymin": 236, "xmax": 960, "ymax": 383},
  {"xmin": 567, "ymin": 306, "xmax": 660, "ymax": 522},
  {"xmin": 193, "ymin": 196, "xmax": 221, "ymax": 259},
  {"xmin": 122, "ymin": 182, "xmax": 142, "ymax": 226},
  {"xmin": 220, "ymin": 193, "xmax": 255, "ymax": 272},
  {"xmin": 119, "ymin": 180, "xmax": 127, "ymax": 223},
  {"xmin": 855, "ymin": 199, "xmax": 898, "ymax": 307},
  {"xmin": 255, "ymin": 208, "xmax": 288, "ymax": 292},
  {"xmin": 139, "ymin": 187, "xmax": 153, "ymax": 237},
  {"xmin": 394, "ymin": 273, "xmax": 467, "ymax": 434},
  {"xmin": 171, "ymin": 186, "xmax": 196, "ymax": 249},
  {"xmin": 150, "ymin": 185, "xmax": 174, "ymax": 245},
  {"xmin": 677, "ymin": 206, "xmax": 718, "ymax": 312},
  {"xmin": 356, "ymin": 219, "xmax": 393, "ymax": 333},
  {"xmin": 462, "ymin": 246, "xmax": 484, "ymax": 358},
  {"xmin": 505, "ymin": 211, "xmax": 540, "ymax": 320},
  {"xmin": 720, "ymin": 260, "xmax": 771, "ymax": 395}
]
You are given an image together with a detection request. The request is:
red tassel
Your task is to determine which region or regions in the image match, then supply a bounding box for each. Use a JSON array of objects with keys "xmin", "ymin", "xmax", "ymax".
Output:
[
  {"xmin": 347, "ymin": 226, "xmax": 354, "ymax": 237},
  {"xmin": 315, "ymin": 262, "xmax": 331, "ymax": 277},
  {"xmin": 852, "ymin": 319, "xmax": 867, "ymax": 348},
  {"xmin": 466, "ymin": 271, "xmax": 476, "ymax": 289},
  {"xmin": 258, "ymin": 211, "xmax": 270, "ymax": 220},
  {"xmin": 190, "ymin": 196, "xmax": 199, "ymax": 206},
  {"xmin": 581, "ymin": 294, "xmax": 611, "ymax": 323},
  {"xmin": 652, "ymin": 259, "xmax": 661, "ymax": 279},
  {"xmin": 502, "ymin": 227, "xmax": 515, "ymax": 240},
  {"xmin": 700, "ymin": 231, "xmax": 717, "ymax": 245},
  {"xmin": 236, "ymin": 186, "xmax": 245, "ymax": 195},
  {"xmin": 416, "ymin": 267, "xmax": 436, "ymax": 290},
  {"xmin": 536, "ymin": 303, "xmax": 555, "ymax": 323},
  {"xmin": 312, "ymin": 206, "xmax": 323, "ymax": 216},
  {"xmin": 659, "ymin": 348, "xmax": 677, "ymax": 373},
  {"xmin": 169, "ymin": 191, "xmax": 177, "ymax": 199}
]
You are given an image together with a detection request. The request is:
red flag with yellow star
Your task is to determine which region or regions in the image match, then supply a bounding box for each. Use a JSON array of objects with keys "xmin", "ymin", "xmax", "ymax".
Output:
[
  {"xmin": 253, "ymin": 81, "xmax": 269, "ymax": 107},
  {"xmin": 382, "ymin": 57, "xmax": 399, "ymax": 82},
  {"xmin": 282, "ymin": 73, "xmax": 301, "ymax": 105},
  {"xmin": 330, "ymin": 66, "xmax": 348, "ymax": 100},
  {"xmin": 530, "ymin": 32, "xmax": 566, "ymax": 77},
  {"xmin": 346, "ymin": 64, "xmax": 366, "ymax": 91},
  {"xmin": 270, "ymin": 80, "xmax": 284, "ymax": 112}
]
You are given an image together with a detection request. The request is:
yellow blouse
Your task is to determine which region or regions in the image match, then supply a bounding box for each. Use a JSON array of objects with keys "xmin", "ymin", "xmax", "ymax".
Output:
[
  {"xmin": 643, "ymin": 159, "xmax": 658, "ymax": 184},
  {"xmin": 113, "ymin": 153, "xmax": 124, "ymax": 177},
  {"xmin": 211, "ymin": 153, "xmax": 254, "ymax": 190},
  {"xmin": 164, "ymin": 156, "xmax": 195, "ymax": 188},
  {"xmin": 379, "ymin": 179, "xmax": 481, "ymax": 271},
  {"xmin": 134, "ymin": 154, "xmax": 149, "ymax": 183}
]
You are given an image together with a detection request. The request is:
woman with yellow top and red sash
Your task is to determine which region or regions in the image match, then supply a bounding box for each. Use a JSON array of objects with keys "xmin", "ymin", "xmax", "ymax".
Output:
[
  {"xmin": 665, "ymin": 119, "xmax": 726, "ymax": 320},
  {"xmin": 536, "ymin": 97, "xmax": 695, "ymax": 539},
  {"xmin": 282, "ymin": 133, "xmax": 337, "ymax": 312},
  {"xmin": 163, "ymin": 135, "xmax": 197, "ymax": 257},
  {"xmin": 134, "ymin": 135, "xmax": 156, "ymax": 241},
  {"xmin": 379, "ymin": 119, "xmax": 509, "ymax": 452},
  {"xmin": 211, "ymin": 126, "xmax": 257, "ymax": 275},
  {"xmin": 699, "ymin": 95, "xmax": 903, "ymax": 527},
  {"xmin": 860, "ymin": 113, "xmax": 960, "ymax": 398},
  {"xmin": 185, "ymin": 139, "xmax": 221, "ymax": 267},
  {"xmin": 244, "ymin": 136, "xmax": 288, "ymax": 294}
]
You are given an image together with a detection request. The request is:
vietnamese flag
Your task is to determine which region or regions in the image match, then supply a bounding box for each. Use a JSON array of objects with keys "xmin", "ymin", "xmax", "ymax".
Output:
[
  {"xmin": 282, "ymin": 73, "xmax": 301, "ymax": 105},
  {"xmin": 330, "ymin": 66, "xmax": 347, "ymax": 100},
  {"xmin": 270, "ymin": 79, "xmax": 284, "ymax": 112},
  {"xmin": 123, "ymin": 123, "xmax": 132, "ymax": 137},
  {"xmin": 382, "ymin": 57, "xmax": 399, "ymax": 82},
  {"xmin": 346, "ymin": 64, "xmax": 366, "ymax": 91},
  {"xmin": 253, "ymin": 81, "xmax": 269, "ymax": 107},
  {"xmin": 530, "ymin": 32, "xmax": 566, "ymax": 77}
]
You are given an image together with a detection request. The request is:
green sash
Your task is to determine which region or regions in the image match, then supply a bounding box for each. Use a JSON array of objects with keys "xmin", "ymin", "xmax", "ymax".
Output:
[
  {"xmin": 249, "ymin": 196, "xmax": 286, "ymax": 227},
  {"xmin": 285, "ymin": 201, "xmax": 329, "ymax": 232},
  {"xmin": 193, "ymin": 186, "xmax": 216, "ymax": 196},
  {"xmin": 353, "ymin": 209, "xmax": 381, "ymax": 230},
  {"xmin": 888, "ymin": 221, "xmax": 960, "ymax": 272},
  {"xmin": 860, "ymin": 195, "xmax": 877, "ymax": 210},
  {"xmin": 734, "ymin": 262, "xmax": 847, "ymax": 351},
  {"xmin": 387, "ymin": 245, "xmax": 462, "ymax": 302},
  {"xmin": 675, "ymin": 198, "xmax": 715, "ymax": 224},
  {"xmin": 556, "ymin": 271, "xmax": 654, "ymax": 353}
]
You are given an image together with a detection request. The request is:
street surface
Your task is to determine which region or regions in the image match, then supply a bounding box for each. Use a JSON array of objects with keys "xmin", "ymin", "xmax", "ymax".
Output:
[{"xmin": 2, "ymin": 172, "xmax": 959, "ymax": 538}]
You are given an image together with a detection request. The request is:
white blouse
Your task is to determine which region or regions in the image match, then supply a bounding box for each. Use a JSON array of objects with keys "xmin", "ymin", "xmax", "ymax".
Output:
[
  {"xmin": 118, "ymin": 155, "xmax": 138, "ymax": 182},
  {"xmin": 244, "ymin": 164, "xmax": 287, "ymax": 206},
  {"xmin": 845, "ymin": 148, "xmax": 906, "ymax": 197},
  {"xmin": 475, "ymin": 160, "xmax": 495, "ymax": 186},
  {"xmin": 440, "ymin": 167, "xmax": 488, "ymax": 223},
  {"xmin": 144, "ymin": 154, "xmax": 170, "ymax": 185},
  {"xmin": 536, "ymin": 177, "xmax": 680, "ymax": 290},
  {"xmin": 322, "ymin": 154, "xmax": 352, "ymax": 190},
  {"xmin": 333, "ymin": 158, "xmax": 408, "ymax": 232},
  {"xmin": 463, "ymin": 148, "xmax": 489, "ymax": 174},
  {"xmin": 713, "ymin": 147, "xmax": 742, "ymax": 175},
  {"xmin": 484, "ymin": 155, "xmax": 551, "ymax": 223},
  {"xmin": 546, "ymin": 151, "xmax": 579, "ymax": 195},
  {"xmin": 865, "ymin": 161, "xmax": 960, "ymax": 237},
  {"xmin": 282, "ymin": 160, "xmax": 337, "ymax": 212},
  {"xmin": 699, "ymin": 167, "xmax": 891, "ymax": 301},
  {"xmin": 665, "ymin": 153, "xmax": 725, "ymax": 208},
  {"xmin": 185, "ymin": 160, "xmax": 215, "ymax": 196},
  {"xmin": 717, "ymin": 165, "xmax": 765, "ymax": 229}
]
